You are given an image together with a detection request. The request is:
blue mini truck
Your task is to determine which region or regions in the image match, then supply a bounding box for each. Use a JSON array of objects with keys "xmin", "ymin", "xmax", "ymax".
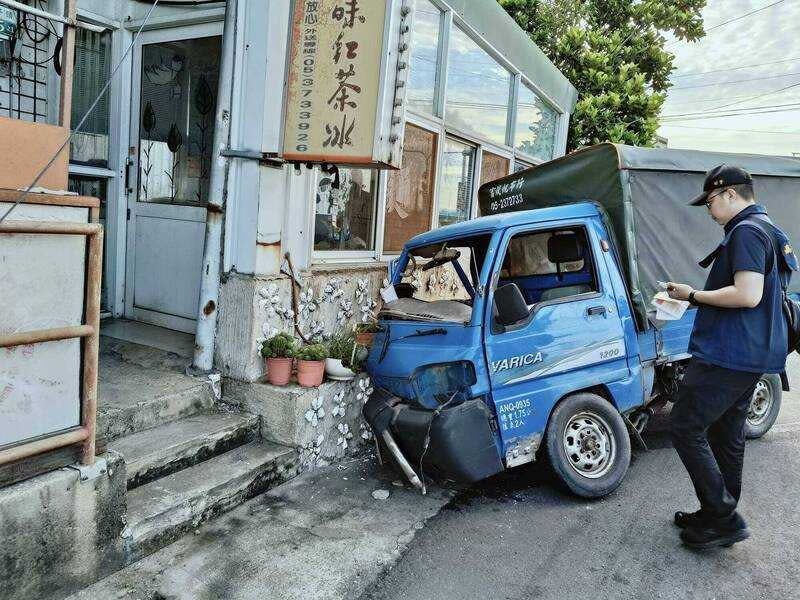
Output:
[{"xmin": 363, "ymin": 144, "xmax": 800, "ymax": 498}]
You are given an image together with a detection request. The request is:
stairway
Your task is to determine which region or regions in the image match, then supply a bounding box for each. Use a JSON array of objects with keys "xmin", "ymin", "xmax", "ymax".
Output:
[{"xmin": 98, "ymin": 336, "xmax": 298, "ymax": 563}]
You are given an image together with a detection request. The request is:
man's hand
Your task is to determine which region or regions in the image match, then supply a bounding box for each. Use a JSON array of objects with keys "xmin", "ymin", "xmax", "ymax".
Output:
[{"xmin": 667, "ymin": 282, "xmax": 693, "ymax": 301}]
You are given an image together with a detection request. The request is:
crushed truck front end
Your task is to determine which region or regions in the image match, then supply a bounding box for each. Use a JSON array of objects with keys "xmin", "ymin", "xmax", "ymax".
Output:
[{"xmin": 363, "ymin": 222, "xmax": 506, "ymax": 484}]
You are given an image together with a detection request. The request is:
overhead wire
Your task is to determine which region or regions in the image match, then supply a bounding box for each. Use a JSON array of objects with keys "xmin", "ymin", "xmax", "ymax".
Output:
[
  {"xmin": 670, "ymin": 71, "xmax": 800, "ymax": 90},
  {"xmin": 665, "ymin": 0, "xmax": 786, "ymax": 48},
  {"xmin": 661, "ymin": 104, "xmax": 800, "ymax": 122},
  {"xmin": 661, "ymin": 124, "xmax": 800, "ymax": 135},
  {"xmin": 0, "ymin": 0, "xmax": 162, "ymax": 225},
  {"xmin": 671, "ymin": 56, "xmax": 800, "ymax": 78},
  {"xmin": 663, "ymin": 101, "xmax": 800, "ymax": 119}
]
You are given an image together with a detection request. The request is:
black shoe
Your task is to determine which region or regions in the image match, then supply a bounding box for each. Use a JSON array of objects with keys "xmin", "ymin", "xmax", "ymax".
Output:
[
  {"xmin": 680, "ymin": 524, "xmax": 750, "ymax": 549},
  {"xmin": 674, "ymin": 510, "xmax": 703, "ymax": 529}
]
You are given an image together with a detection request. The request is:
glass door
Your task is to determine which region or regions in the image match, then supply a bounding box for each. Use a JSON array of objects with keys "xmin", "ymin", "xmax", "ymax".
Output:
[{"xmin": 125, "ymin": 24, "xmax": 222, "ymax": 333}]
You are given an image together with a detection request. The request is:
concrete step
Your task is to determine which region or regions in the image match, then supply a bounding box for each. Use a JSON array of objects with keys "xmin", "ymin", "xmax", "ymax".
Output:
[
  {"xmin": 98, "ymin": 337, "xmax": 217, "ymax": 442},
  {"xmin": 111, "ymin": 412, "xmax": 260, "ymax": 490},
  {"xmin": 125, "ymin": 441, "xmax": 297, "ymax": 562}
]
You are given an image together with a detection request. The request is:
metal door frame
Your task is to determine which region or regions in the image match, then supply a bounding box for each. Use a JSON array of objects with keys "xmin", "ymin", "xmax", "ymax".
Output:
[{"xmin": 124, "ymin": 22, "xmax": 223, "ymax": 332}]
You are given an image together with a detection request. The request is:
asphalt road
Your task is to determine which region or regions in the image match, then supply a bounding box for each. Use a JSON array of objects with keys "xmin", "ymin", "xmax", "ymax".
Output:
[{"xmin": 360, "ymin": 354, "xmax": 800, "ymax": 600}]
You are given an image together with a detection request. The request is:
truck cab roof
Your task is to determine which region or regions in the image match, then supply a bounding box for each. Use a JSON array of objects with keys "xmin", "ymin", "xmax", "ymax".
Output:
[{"xmin": 406, "ymin": 202, "xmax": 600, "ymax": 249}]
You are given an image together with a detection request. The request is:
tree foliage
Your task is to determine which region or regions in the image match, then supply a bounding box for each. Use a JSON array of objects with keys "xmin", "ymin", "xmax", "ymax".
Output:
[{"xmin": 499, "ymin": 0, "xmax": 706, "ymax": 151}]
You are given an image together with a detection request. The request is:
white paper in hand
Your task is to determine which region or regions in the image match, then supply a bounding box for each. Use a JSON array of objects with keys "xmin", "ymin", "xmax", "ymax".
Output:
[{"xmin": 651, "ymin": 292, "xmax": 689, "ymax": 321}]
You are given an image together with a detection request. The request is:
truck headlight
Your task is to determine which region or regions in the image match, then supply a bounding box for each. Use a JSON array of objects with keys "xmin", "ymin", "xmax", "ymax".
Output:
[{"xmin": 410, "ymin": 361, "xmax": 476, "ymax": 409}]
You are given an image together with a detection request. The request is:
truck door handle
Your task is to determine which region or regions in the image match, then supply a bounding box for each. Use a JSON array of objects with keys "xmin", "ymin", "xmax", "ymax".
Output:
[{"xmin": 587, "ymin": 306, "xmax": 606, "ymax": 317}]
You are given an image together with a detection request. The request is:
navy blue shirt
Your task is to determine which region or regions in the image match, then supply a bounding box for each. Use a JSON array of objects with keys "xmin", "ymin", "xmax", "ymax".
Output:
[{"xmin": 689, "ymin": 204, "xmax": 789, "ymax": 374}]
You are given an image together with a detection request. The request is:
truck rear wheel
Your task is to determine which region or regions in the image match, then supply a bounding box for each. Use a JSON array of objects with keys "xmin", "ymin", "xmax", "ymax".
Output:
[
  {"xmin": 745, "ymin": 374, "xmax": 782, "ymax": 439},
  {"xmin": 545, "ymin": 393, "xmax": 631, "ymax": 498}
]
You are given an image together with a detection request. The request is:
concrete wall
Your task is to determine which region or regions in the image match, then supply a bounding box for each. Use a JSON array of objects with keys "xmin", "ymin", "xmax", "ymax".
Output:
[
  {"xmin": 226, "ymin": 376, "xmax": 375, "ymax": 471},
  {"xmin": 0, "ymin": 453, "xmax": 127, "ymax": 600},
  {"xmin": 217, "ymin": 265, "xmax": 389, "ymax": 382}
]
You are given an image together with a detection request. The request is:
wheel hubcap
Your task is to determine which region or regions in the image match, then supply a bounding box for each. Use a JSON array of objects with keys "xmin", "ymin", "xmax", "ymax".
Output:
[
  {"xmin": 747, "ymin": 380, "xmax": 773, "ymax": 427},
  {"xmin": 563, "ymin": 412, "xmax": 616, "ymax": 479}
]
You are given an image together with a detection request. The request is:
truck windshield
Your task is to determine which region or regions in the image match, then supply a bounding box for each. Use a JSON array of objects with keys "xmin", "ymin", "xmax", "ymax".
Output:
[{"xmin": 380, "ymin": 234, "xmax": 492, "ymax": 324}]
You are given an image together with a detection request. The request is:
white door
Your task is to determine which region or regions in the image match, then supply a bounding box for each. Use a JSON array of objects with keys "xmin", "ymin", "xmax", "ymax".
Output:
[{"xmin": 125, "ymin": 24, "xmax": 222, "ymax": 333}]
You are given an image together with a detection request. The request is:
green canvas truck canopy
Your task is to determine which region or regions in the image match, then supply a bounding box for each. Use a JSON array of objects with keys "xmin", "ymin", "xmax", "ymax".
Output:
[{"xmin": 478, "ymin": 143, "xmax": 800, "ymax": 328}]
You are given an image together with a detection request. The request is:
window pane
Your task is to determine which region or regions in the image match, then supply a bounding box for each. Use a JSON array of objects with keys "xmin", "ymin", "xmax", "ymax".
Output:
[
  {"xmin": 0, "ymin": 6, "xmax": 55, "ymax": 123},
  {"xmin": 314, "ymin": 168, "xmax": 377, "ymax": 251},
  {"xmin": 407, "ymin": 0, "xmax": 441, "ymax": 116},
  {"xmin": 446, "ymin": 27, "xmax": 511, "ymax": 146},
  {"xmin": 515, "ymin": 84, "xmax": 558, "ymax": 161},
  {"xmin": 384, "ymin": 124, "xmax": 437, "ymax": 253},
  {"xmin": 513, "ymin": 160, "xmax": 532, "ymax": 173},
  {"xmin": 480, "ymin": 151, "xmax": 509, "ymax": 186},
  {"xmin": 138, "ymin": 37, "xmax": 221, "ymax": 206},
  {"xmin": 70, "ymin": 27, "xmax": 112, "ymax": 166},
  {"xmin": 502, "ymin": 231, "xmax": 585, "ymax": 277},
  {"xmin": 438, "ymin": 137, "xmax": 475, "ymax": 227},
  {"xmin": 68, "ymin": 175, "xmax": 109, "ymax": 310}
]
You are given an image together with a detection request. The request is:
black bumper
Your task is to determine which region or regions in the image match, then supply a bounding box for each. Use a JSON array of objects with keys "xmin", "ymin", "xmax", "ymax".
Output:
[{"xmin": 363, "ymin": 389, "xmax": 504, "ymax": 483}]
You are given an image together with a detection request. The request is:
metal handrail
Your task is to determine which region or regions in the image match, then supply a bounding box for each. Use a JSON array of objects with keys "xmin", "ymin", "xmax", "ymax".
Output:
[{"xmin": 0, "ymin": 220, "xmax": 103, "ymax": 466}]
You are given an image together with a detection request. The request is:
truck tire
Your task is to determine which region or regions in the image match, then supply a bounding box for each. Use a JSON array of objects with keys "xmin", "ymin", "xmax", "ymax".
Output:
[
  {"xmin": 745, "ymin": 374, "xmax": 782, "ymax": 439},
  {"xmin": 545, "ymin": 393, "xmax": 631, "ymax": 498}
]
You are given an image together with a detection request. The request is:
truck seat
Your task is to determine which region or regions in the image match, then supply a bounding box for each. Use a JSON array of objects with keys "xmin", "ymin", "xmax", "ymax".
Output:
[{"xmin": 539, "ymin": 284, "xmax": 592, "ymax": 302}]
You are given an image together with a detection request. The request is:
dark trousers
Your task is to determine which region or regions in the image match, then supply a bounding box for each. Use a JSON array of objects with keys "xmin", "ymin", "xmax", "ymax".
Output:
[{"xmin": 670, "ymin": 360, "xmax": 761, "ymax": 525}]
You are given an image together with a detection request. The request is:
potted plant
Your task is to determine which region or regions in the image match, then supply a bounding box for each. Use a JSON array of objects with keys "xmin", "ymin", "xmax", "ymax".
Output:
[
  {"xmin": 294, "ymin": 343, "xmax": 328, "ymax": 387},
  {"xmin": 325, "ymin": 332, "xmax": 358, "ymax": 381},
  {"xmin": 355, "ymin": 320, "xmax": 381, "ymax": 348},
  {"xmin": 260, "ymin": 332, "xmax": 296, "ymax": 386}
]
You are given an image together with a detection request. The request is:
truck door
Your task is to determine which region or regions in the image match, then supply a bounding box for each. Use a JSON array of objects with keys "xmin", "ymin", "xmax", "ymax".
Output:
[{"xmin": 483, "ymin": 221, "xmax": 630, "ymax": 462}]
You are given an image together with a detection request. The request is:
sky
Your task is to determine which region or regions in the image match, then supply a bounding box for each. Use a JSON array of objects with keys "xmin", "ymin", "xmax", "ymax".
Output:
[{"xmin": 658, "ymin": 0, "xmax": 800, "ymax": 157}]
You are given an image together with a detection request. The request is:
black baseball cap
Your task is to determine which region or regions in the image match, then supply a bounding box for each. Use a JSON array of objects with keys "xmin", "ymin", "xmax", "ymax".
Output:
[{"xmin": 689, "ymin": 164, "xmax": 753, "ymax": 206}]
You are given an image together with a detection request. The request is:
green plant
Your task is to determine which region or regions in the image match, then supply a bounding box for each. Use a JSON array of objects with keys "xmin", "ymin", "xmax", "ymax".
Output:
[
  {"xmin": 355, "ymin": 321, "xmax": 380, "ymax": 334},
  {"xmin": 327, "ymin": 332, "xmax": 357, "ymax": 361},
  {"xmin": 327, "ymin": 332, "xmax": 364, "ymax": 371},
  {"xmin": 499, "ymin": 0, "xmax": 706, "ymax": 150},
  {"xmin": 293, "ymin": 343, "xmax": 328, "ymax": 362},
  {"xmin": 260, "ymin": 332, "xmax": 296, "ymax": 359},
  {"xmin": 342, "ymin": 351, "xmax": 365, "ymax": 373}
]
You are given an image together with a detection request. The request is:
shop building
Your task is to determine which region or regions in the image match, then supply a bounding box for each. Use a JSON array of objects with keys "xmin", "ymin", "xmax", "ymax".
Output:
[
  {"xmin": 1, "ymin": 0, "xmax": 575, "ymax": 379},
  {"xmin": 0, "ymin": 2, "xmax": 575, "ymax": 595}
]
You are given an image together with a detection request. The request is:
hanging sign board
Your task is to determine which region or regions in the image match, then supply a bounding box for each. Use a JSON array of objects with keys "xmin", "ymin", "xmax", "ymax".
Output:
[{"xmin": 280, "ymin": 0, "xmax": 412, "ymax": 170}]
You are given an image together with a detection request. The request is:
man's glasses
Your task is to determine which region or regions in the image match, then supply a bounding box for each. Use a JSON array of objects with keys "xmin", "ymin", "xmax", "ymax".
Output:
[{"xmin": 705, "ymin": 188, "xmax": 728, "ymax": 209}]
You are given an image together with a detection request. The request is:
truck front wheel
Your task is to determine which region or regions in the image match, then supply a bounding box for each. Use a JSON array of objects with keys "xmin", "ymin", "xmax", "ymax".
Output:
[
  {"xmin": 745, "ymin": 374, "xmax": 782, "ymax": 439},
  {"xmin": 545, "ymin": 393, "xmax": 631, "ymax": 498}
]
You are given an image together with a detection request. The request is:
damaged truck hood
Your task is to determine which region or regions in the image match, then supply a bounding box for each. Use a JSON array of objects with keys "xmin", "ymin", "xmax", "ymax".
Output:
[{"xmin": 366, "ymin": 321, "xmax": 490, "ymax": 402}]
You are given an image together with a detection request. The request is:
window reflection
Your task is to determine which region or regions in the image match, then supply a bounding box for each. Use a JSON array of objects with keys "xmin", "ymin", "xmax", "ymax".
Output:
[
  {"xmin": 384, "ymin": 124, "xmax": 437, "ymax": 252},
  {"xmin": 445, "ymin": 27, "xmax": 511, "ymax": 146},
  {"xmin": 514, "ymin": 160, "xmax": 532, "ymax": 173},
  {"xmin": 314, "ymin": 168, "xmax": 378, "ymax": 252},
  {"xmin": 515, "ymin": 84, "xmax": 558, "ymax": 161},
  {"xmin": 68, "ymin": 176, "xmax": 109, "ymax": 310},
  {"xmin": 407, "ymin": 0, "xmax": 441, "ymax": 116},
  {"xmin": 438, "ymin": 137, "xmax": 475, "ymax": 227},
  {"xmin": 138, "ymin": 37, "xmax": 221, "ymax": 206},
  {"xmin": 71, "ymin": 28, "xmax": 112, "ymax": 167},
  {"xmin": 480, "ymin": 151, "xmax": 509, "ymax": 186}
]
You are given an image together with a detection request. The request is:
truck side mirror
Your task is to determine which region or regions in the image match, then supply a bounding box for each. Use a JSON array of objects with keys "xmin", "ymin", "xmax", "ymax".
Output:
[{"xmin": 495, "ymin": 283, "xmax": 530, "ymax": 326}]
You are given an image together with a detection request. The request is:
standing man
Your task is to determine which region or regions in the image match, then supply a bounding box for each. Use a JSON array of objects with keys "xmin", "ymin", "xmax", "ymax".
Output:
[{"xmin": 666, "ymin": 164, "xmax": 794, "ymax": 549}]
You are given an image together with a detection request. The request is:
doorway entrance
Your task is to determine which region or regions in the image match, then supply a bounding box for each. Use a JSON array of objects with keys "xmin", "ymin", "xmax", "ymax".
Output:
[{"xmin": 124, "ymin": 24, "xmax": 222, "ymax": 334}]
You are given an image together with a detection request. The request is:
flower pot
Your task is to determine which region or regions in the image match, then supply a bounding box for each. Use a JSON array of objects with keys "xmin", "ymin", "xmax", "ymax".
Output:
[
  {"xmin": 325, "ymin": 358, "xmax": 356, "ymax": 381},
  {"xmin": 297, "ymin": 359, "xmax": 325, "ymax": 387},
  {"xmin": 356, "ymin": 332, "xmax": 375, "ymax": 347},
  {"xmin": 266, "ymin": 357, "xmax": 293, "ymax": 386}
]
